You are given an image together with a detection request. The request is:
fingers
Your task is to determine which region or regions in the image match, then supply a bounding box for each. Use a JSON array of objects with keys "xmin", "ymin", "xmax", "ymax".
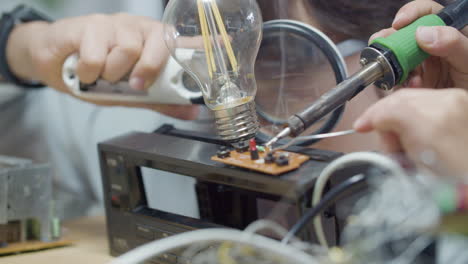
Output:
[
  {"xmin": 353, "ymin": 89, "xmax": 425, "ymax": 133},
  {"xmin": 392, "ymin": 0, "xmax": 444, "ymax": 29},
  {"xmin": 130, "ymin": 21, "xmax": 169, "ymax": 90},
  {"xmin": 406, "ymin": 74, "xmax": 424, "ymax": 88},
  {"xmin": 76, "ymin": 15, "xmax": 113, "ymax": 84},
  {"xmin": 416, "ymin": 26, "xmax": 468, "ymax": 76},
  {"xmin": 419, "ymin": 56, "xmax": 443, "ymax": 88},
  {"xmin": 28, "ymin": 19, "xmax": 83, "ymax": 91},
  {"xmin": 369, "ymin": 28, "xmax": 396, "ymax": 43},
  {"xmin": 379, "ymin": 132, "xmax": 404, "ymax": 153},
  {"xmin": 353, "ymin": 89, "xmax": 432, "ymax": 158},
  {"xmin": 73, "ymin": 15, "xmax": 168, "ymax": 90},
  {"xmin": 354, "ymin": 88, "xmax": 468, "ymax": 175},
  {"xmin": 101, "ymin": 23, "xmax": 143, "ymax": 83}
]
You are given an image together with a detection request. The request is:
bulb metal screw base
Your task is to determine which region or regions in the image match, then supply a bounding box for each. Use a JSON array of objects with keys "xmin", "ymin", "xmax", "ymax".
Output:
[{"xmin": 214, "ymin": 100, "xmax": 259, "ymax": 150}]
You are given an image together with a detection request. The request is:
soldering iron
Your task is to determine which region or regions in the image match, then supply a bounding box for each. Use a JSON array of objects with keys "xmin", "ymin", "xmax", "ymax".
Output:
[{"xmin": 267, "ymin": 0, "xmax": 468, "ymax": 147}]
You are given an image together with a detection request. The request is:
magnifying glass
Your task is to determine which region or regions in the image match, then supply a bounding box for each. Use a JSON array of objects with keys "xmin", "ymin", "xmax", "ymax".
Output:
[{"xmin": 255, "ymin": 20, "xmax": 348, "ymax": 146}]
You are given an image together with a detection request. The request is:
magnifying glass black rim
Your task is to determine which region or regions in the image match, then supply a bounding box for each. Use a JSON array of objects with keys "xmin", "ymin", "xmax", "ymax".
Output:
[{"xmin": 255, "ymin": 19, "xmax": 347, "ymax": 147}]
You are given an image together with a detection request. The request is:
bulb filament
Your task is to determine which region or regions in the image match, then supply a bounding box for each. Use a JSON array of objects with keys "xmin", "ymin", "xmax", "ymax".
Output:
[{"xmin": 197, "ymin": 0, "xmax": 239, "ymax": 79}]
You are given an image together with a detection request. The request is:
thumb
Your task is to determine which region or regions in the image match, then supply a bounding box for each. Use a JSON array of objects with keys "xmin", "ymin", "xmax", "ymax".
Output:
[
  {"xmin": 379, "ymin": 131, "xmax": 404, "ymax": 154},
  {"xmin": 416, "ymin": 26, "xmax": 468, "ymax": 75}
]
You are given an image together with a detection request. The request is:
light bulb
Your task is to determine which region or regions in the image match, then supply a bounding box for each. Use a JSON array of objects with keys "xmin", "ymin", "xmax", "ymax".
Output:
[{"xmin": 163, "ymin": 0, "xmax": 263, "ymax": 149}]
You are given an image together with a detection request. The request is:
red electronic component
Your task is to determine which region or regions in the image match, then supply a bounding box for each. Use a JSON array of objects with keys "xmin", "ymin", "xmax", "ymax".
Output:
[
  {"xmin": 249, "ymin": 139, "xmax": 259, "ymax": 160},
  {"xmin": 249, "ymin": 138, "xmax": 257, "ymax": 151}
]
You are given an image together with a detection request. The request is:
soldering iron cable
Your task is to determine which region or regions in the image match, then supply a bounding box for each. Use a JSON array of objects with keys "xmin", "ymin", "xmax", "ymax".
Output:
[{"xmin": 281, "ymin": 174, "xmax": 367, "ymax": 245}]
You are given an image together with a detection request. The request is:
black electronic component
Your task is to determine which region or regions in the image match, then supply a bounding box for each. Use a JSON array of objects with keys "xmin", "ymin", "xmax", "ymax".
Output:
[
  {"xmin": 235, "ymin": 141, "xmax": 249, "ymax": 153},
  {"xmin": 275, "ymin": 155, "xmax": 289, "ymax": 167},
  {"xmin": 264, "ymin": 152, "xmax": 276, "ymax": 164},
  {"xmin": 250, "ymin": 150, "xmax": 260, "ymax": 160},
  {"xmin": 217, "ymin": 147, "xmax": 231, "ymax": 159},
  {"xmin": 0, "ymin": 221, "xmax": 21, "ymax": 244}
]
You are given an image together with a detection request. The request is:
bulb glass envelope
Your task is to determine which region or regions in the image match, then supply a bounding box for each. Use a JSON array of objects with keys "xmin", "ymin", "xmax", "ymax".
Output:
[{"xmin": 163, "ymin": 0, "xmax": 263, "ymax": 110}]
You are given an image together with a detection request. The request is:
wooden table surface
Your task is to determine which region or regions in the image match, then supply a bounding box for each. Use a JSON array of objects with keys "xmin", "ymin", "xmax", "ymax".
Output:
[{"xmin": 1, "ymin": 216, "xmax": 113, "ymax": 264}]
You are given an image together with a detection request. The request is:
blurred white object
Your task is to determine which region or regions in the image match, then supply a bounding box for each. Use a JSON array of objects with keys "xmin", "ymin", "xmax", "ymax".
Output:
[
  {"xmin": 122, "ymin": 0, "xmax": 164, "ymax": 18},
  {"xmin": 62, "ymin": 53, "xmax": 202, "ymax": 105}
]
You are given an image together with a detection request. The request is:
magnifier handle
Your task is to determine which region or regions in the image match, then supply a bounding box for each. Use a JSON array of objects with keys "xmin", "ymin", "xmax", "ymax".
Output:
[{"xmin": 62, "ymin": 53, "xmax": 203, "ymax": 105}]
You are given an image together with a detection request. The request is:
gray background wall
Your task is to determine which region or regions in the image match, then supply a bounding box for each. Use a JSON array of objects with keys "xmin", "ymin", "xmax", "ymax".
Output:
[{"xmin": 1, "ymin": 0, "xmax": 164, "ymax": 19}]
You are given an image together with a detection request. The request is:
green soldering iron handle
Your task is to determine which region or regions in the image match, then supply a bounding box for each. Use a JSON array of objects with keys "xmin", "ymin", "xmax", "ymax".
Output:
[
  {"xmin": 371, "ymin": 15, "xmax": 445, "ymax": 84},
  {"xmin": 371, "ymin": 0, "xmax": 468, "ymax": 84}
]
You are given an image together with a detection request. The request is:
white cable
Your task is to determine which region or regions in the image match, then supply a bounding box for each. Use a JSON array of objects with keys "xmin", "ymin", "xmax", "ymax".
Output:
[
  {"xmin": 388, "ymin": 236, "xmax": 433, "ymax": 264},
  {"xmin": 312, "ymin": 152, "xmax": 407, "ymax": 248},
  {"xmin": 244, "ymin": 219, "xmax": 327, "ymax": 253},
  {"xmin": 110, "ymin": 228, "xmax": 319, "ymax": 264},
  {"xmin": 244, "ymin": 219, "xmax": 291, "ymax": 238}
]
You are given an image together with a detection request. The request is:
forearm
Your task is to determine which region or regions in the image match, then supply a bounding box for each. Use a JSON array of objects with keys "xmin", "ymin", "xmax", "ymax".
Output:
[{"xmin": 6, "ymin": 21, "xmax": 49, "ymax": 82}]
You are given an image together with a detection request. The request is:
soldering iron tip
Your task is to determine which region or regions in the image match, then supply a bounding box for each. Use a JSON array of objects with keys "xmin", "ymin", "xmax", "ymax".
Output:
[{"xmin": 266, "ymin": 127, "xmax": 292, "ymax": 148}]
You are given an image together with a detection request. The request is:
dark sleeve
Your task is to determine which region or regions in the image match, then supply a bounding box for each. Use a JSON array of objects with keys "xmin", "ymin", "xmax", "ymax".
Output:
[{"xmin": 0, "ymin": 5, "xmax": 51, "ymax": 88}]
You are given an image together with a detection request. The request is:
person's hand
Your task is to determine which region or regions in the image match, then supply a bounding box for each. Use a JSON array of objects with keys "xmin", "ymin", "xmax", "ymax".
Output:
[
  {"xmin": 369, "ymin": 0, "xmax": 468, "ymax": 89},
  {"xmin": 354, "ymin": 88, "xmax": 468, "ymax": 177},
  {"xmin": 6, "ymin": 13, "xmax": 198, "ymax": 120}
]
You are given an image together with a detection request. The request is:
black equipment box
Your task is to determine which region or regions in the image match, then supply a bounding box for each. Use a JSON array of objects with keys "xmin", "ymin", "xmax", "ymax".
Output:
[{"xmin": 99, "ymin": 126, "xmax": 356, "ymax": 264}]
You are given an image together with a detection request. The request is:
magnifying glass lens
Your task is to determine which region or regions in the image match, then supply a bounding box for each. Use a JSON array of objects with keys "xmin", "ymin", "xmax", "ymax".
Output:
[{"xmin": 255, "ymin": 23, "xmax": 341, "ymax": 137}]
